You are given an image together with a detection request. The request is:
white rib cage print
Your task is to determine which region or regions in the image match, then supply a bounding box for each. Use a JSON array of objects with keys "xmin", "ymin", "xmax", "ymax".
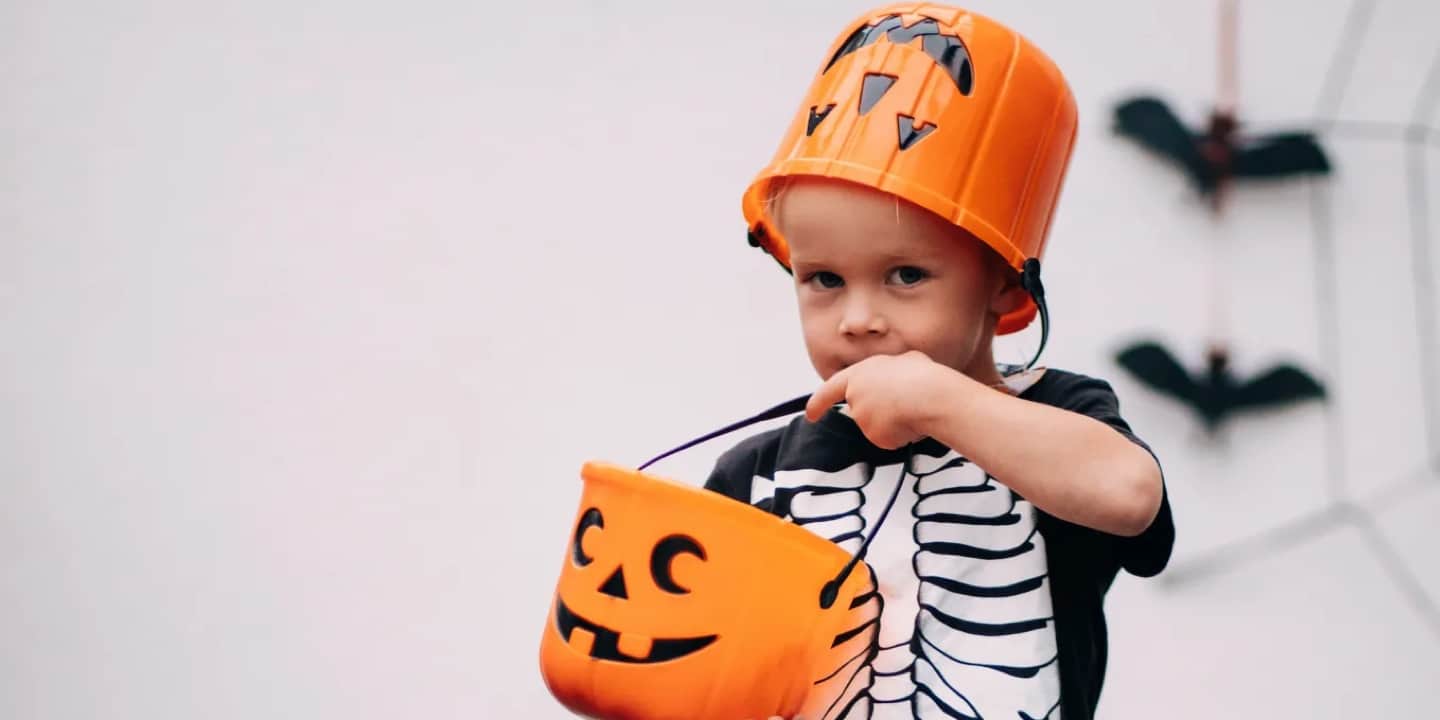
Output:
[{"xmin": 756, "ymin": 451, "xmax": 1062, "ymax": 720}]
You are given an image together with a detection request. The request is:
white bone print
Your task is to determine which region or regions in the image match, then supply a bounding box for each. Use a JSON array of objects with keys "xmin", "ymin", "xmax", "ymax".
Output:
[{"xmin": 782, "ymin": 454, "xmax": 1061, "ymax": 720}]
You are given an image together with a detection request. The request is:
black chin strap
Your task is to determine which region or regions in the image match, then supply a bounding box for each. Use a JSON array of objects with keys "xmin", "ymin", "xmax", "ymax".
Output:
[{"xmin": 1019, "ymin": 258, "xmax": 1050, "ymax": 371}]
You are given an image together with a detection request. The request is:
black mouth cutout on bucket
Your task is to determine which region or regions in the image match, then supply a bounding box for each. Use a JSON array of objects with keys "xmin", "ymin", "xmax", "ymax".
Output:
[{"xmin": 554, "ymin": 598, "xmax": 718, "ymax": 663}]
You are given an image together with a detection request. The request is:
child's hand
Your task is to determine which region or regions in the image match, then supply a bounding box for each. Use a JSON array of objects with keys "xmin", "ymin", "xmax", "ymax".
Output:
[{"xmin": 804, "ymin": 350, "xmax": 956, "ymax": 449}]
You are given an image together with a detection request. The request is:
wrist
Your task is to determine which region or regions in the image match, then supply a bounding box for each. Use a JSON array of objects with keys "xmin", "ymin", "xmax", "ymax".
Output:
[{"xmin": 915, "ymin": 362, "xmax": 981, "ymax": 437}]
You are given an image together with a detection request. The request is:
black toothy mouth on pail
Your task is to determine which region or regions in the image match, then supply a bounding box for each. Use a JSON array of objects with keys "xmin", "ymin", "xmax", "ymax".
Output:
[{"xmin": 554, "ymin": 598, "xmax": 718, "ymax": 663}]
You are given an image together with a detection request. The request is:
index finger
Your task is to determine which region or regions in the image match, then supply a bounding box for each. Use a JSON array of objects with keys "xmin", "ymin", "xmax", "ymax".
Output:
[{"xmin": 805, "ymin": 367, "xmax": 851, "ymax": 422}]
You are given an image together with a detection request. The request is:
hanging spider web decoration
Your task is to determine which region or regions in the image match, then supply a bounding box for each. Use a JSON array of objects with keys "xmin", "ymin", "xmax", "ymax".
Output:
[{"xmin": 1158, "ymin": 0, "xmax": 1440, "ymax": 643}]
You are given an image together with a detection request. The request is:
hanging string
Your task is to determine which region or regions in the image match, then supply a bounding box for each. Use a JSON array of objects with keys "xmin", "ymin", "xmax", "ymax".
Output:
[
  {"xmin": 1217, "ymin": 0, "xmax": 1239, "ymax": 117},
  {"xmin": 1208, "ymin": 0, "xmax": 1240, "ymax": 348}
]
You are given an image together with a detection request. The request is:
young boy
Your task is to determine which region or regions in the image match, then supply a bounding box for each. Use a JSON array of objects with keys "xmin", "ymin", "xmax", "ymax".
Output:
[{"xmin": 703, "ymin": 5, "xmax": 1173, "ymax": 720}]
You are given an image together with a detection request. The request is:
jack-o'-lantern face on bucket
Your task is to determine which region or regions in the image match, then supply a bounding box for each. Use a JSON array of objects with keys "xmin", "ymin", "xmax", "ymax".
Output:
[
  {"xmin": 538, "ymin": 462, "xmax": 871, "ymax": 720},
  {"xmin": 555, "ymin": 507, "xmax": 718, "ymax": 663}
]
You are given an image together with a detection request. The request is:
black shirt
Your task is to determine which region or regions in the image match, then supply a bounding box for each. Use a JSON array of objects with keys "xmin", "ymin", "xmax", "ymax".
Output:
[{"xmin": 703, "ymin": 368, "xmax": 1174, "ymax": 720}]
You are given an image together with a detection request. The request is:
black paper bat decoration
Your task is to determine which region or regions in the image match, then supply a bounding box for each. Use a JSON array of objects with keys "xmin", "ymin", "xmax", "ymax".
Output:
[
  {"xmin": 1113, "ymin": 95, "xmax": 1331, "ymax": 207},
  {"xmin": 1116, "ymin": 340, "xmax": 1325, "ymax": 430}
]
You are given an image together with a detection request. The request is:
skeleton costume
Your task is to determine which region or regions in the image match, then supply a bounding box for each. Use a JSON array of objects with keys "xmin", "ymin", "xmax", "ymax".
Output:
[{"xmin": 704, "ymin": 367, "xmax": 1173, "ymax": 720}]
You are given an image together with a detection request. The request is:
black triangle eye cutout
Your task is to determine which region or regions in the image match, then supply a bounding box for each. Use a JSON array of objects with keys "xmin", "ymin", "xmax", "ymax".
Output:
[
  {"xmin": 807, "ymin": 104, "xmax": 836, "ymax": 136},
  {"xmin": 897, "ymin": 115, "xmax": 937, "ymax": 150},
  {"xmin": 859, "ymin": 73, "xmax": 897, "ymax": 115}
]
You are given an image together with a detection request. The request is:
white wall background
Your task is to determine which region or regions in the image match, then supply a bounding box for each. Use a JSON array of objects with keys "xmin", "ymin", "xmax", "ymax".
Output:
[{"xmin": 4, "ymin": 0, "xmax": 1437, "ymax": 717}]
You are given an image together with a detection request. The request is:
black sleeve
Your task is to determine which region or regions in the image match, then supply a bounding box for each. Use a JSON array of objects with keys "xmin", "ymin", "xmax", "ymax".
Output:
[
  {"xmin": 702, "ymin": 428, "xmax": 783, "ymax": 506},
  {"xmin": 1031, "ymin": 371, "xmax": 1175, "ymax": 578}
]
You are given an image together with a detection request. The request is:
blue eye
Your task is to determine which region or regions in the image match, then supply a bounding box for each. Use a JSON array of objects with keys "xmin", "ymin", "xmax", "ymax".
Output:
[
  {"xmin": 889, "ymin": 266, "xmax": 928, "ymax": 285},
  {"xmin": 809, "ymin": 271, "xmax": 844, "ymax": 289}
]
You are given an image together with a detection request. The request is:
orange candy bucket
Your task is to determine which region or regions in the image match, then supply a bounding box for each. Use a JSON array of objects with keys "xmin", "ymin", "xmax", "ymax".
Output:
[{"xmin": 538, "ymin": 461, "xmax": 870, "ymax": 720}]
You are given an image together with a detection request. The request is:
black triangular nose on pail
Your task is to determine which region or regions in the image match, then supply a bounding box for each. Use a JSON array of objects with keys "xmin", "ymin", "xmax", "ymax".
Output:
[{"xmin": 599, "ymin": 567, "xmax": 628, "ymax": 599}]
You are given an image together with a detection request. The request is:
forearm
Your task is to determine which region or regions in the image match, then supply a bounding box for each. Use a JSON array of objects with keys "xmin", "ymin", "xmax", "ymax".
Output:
[{"xmin": 919, "ymin": 370, "xmax": 1164, "ymax": 536}]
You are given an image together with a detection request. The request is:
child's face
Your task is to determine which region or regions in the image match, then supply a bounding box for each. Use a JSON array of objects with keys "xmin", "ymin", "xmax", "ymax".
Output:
[{"xmin": 775, "ymin": 177, "xmax": 1024, "ymax": 381}]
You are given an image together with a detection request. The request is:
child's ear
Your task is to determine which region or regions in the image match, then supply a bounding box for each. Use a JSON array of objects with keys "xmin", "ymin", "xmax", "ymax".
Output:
[{"xmin": 989, "ymin": 272, "xmax": 1030, "ymax": 316}]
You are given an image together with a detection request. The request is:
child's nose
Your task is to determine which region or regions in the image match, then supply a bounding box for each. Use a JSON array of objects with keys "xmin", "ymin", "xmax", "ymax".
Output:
[{"xmin": 838, "ymin": 296, "xmax": 888, "ymax": 336}]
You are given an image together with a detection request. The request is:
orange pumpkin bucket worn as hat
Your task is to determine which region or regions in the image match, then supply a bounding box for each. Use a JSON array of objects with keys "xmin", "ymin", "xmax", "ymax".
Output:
[{"xmin": 742, "ymin": 2, "xmax": 1078, "ymax": 363}]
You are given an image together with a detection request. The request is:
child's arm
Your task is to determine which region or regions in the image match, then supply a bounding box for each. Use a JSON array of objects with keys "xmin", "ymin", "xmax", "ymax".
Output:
[
  {"xmin": 920, "ymin": 368, "xmax": 1162, "ymax": 537},
  {"xmin": 805, "ymin": 351, "xmax": 1164, "ymax": 537}
]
